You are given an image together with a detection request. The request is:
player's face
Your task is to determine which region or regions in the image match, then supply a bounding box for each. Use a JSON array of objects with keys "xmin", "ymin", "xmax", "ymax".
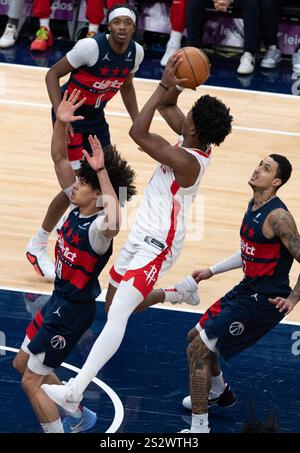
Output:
[
  {"xmin": 70, "ymin": 178, "xmax": 99, "ymax": 207},
  {"xmin": 249, "ymin": 157, "xmax": 281, "ymax": 190},
  {"xmin": 108, "ymin": 16, "xmax": 135, "ymax": 43},
  {"xmin": 181, "ymin": 110, "xmax": 194, "ymax": 136}
]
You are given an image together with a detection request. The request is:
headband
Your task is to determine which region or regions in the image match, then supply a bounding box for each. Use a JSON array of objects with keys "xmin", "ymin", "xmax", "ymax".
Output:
[{"xmin": 108, "ymin": 7, "xmax": 136, "ymax": 24}]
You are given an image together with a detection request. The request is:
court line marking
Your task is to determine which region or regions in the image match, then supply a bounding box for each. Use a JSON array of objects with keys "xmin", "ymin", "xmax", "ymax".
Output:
[
  {"xmin": 1, "ymin": 97, "xmax": 300, "ymax": 137},
  {"xmin": 0, "ymin": 345, "xmax": 124, "ymax": 433},
  {"xmin": 0, "ymin": 285, "xmax": 299, "ymax": 325},
  {"xmin": 1, "ymin": 61, "xmax": 299, "ymax": 100}
]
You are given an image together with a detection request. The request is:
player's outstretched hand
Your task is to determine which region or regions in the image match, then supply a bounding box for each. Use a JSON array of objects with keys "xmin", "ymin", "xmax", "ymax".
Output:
[
  {"xmin": 56, "ymin": 89, "xmax": 86, "ymax": 124},
  {"xmin": 192, "ymin": 268, "xmax": 213, "ymax": 283},
  {"xmin": 268, "ymin": 296, "xmax": 297, "ymax": 315},
  {"xmin": 83, "ymin": 135, "xmax": 105, "ymax": 172},
  {"xmin": 161, "ymin": 52, "xmax": 188, "ymax": 89}
]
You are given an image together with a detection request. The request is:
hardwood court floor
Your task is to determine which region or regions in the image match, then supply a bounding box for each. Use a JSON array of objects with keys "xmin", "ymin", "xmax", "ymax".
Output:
[{"xmin": 0, "ymin": 63, "xmax": 300, "ymax": 322}]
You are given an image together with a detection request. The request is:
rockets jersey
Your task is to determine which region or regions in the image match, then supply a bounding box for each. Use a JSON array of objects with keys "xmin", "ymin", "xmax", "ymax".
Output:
[
  {"xmin": 65, "ymin": 32, "xmax": 136, "ymax": 127},
  {"xmin": 54, "ymin": 208, "xmax": 113, "ymax": 303},
  {"xmin": 239, "ymin": 196, "xmax": 293, "ymax": 295},
  {"xmin": 128, "ymin": 141, "xmax": 211, "ymax": 259}
]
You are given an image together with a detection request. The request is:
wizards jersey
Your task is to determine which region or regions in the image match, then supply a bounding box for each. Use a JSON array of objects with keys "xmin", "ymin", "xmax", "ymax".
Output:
[
  {"xmin": 239, "ymin": 197, "xmax": 293, "ymax": 295},
  {"xmin": 65, "ymin": 32, "xmax": 136, "ymax": 130},
  {"xmin": 54, "ymin": 208, "xmax": 112, "ymax": 302}
]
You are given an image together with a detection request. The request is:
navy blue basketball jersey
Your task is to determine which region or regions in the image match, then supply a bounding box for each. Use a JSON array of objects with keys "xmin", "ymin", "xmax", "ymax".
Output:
[
  {"xmin": 54, "ymin": 208, "xmax": 112, "ymax": 302},
  {"xmin": 239, "ymin": 197, "xmax": 293, "ymax": 295},
  {"xmin": 66, "ymin": 33, "xmax": 136, "ymax": 114}
]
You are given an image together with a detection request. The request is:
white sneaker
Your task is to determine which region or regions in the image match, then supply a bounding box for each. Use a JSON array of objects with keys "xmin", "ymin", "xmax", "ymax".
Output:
[
  {"xmin": 292, "ymin": 50, "xmax": 300, "ymax": 73},
  {"xmin": 42, "ymin": 378, "xmax": 83, "ymax": 413},
  {"xmin": 260, "ymin": 48, "xmax": 281, "ymax": 69},
  {"xmin": 179, "ymin": 426, "xmax": 210, "ymax": 433},
  {"xmin": 237, "ymin": 52, "xmax": 255, "ymax": 75},
  {"xmin": 0, "ymin": 23, "xmax": 18, "ymax": 48},
  {"xmin": 160, "ymin": 40, "xmax": 181, "ymax": 67},
  {"xmin": 26, "ymin": 236, "xmax": 55, "ymax": 280},
  {"xmin": 175, "ymin": 275, "xmax": 200, "ymax": 306}
]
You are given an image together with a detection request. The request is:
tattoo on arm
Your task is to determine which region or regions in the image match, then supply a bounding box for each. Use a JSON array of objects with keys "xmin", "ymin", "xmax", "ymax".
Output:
[{"xmin": 270, "ymin": 209, "xmax": 300, "ymax": 262}]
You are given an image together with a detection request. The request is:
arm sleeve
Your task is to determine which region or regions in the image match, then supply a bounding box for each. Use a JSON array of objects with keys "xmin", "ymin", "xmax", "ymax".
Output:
[
  {"xmin": 88, "ymin": 215, "xmax": 112, "ymax": 255},
  {"xmin": 66, "ymin": 39, "xmax": 99, "ymax": 68},
  {"xmin": 209, "ymin": 250, "xmax": 242, "ymax": 275},
  {"xmin": 131, "ymin": 42, "xmax": 145, "ymax": 73}
]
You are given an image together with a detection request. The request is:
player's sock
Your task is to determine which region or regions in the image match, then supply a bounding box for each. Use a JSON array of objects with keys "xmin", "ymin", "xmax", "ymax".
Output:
[
  {"xmin": 190, "ymin": 413, "xmax": 210, "ymax": 433},
  {"xmin": 163, "ymin": 288, "xmax": 184, "ymax": 304},
  {"xmin": 35, "ymin": 227, "xmax": 51, "ymax": 244},
  {"xmin": 40, "ymin": 18, "xmax": 50, "ymax": 29},
  {"xmin": 40, "ymin": 417, "xmax": 64, "ymax": 433},
  {"xmin": 210, "ymin": 372, "xmax": 226, "ymax": 398},
  {"xmin": 88, "ymin": 23, "xmax": 98, "ymax": 34}
]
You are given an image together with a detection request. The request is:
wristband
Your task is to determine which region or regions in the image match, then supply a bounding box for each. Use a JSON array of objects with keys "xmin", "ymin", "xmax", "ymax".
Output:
[{"xmin": 159, "ymin": 82, "xmax": 169, "ymax": 90}]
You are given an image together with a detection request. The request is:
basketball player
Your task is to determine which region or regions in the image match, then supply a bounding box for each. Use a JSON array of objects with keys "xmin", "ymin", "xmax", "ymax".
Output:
[
  {"xmin": 26, "ymin": 3, "xmax": 144, "ymax": 280},
  {"xmin": 13, "ymin": 89, "xmax": 136, "ymax": 433},
  {"xmin": 41, "ymin": 53, "xmax": 233, "ymax": 414},
  {"xmin": 170, "ymin": 154, "xmax": 300, "ymax": 433}
]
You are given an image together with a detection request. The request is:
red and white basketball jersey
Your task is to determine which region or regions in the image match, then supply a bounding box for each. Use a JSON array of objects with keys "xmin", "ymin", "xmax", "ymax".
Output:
[{"xmin": 128, "ymin": 140, "xmax": 211, "ymax": 258}]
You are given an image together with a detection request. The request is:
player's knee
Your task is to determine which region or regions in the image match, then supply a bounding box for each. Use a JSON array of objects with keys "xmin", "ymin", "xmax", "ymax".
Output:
[
  {"xmin": 187, "ymin": 336, "xmax": 210, "ymax": 362},
  {"xmin": 187, "ymin": 327, "xmax": 199, "ymax": 343},
  {"xmin": 21, "ymin": 370, "xmax": 39, "ymax": 396},
  {"xmin": 13, "ymin": 354, "xmax": 26, "ymax": 375}
]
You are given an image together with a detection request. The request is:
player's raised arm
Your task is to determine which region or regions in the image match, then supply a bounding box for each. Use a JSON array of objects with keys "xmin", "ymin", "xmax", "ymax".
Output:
[{"xmin": 51, "ymin": 89, "xmax": 86, "ymax": 189}]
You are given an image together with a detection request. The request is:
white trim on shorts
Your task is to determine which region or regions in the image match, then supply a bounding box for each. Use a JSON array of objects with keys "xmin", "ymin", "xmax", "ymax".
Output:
[
  {"xmin": 21, "ymin": 335, "xmax": 54, "ymax": 376},
  {"xmin": 195, "ymin": 323, "xmax": 218, "ymax": 353}
]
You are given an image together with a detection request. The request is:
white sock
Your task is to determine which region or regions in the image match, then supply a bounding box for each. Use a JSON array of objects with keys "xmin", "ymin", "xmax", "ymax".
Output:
[
  {"xmin": 40, "ymin": 18, "xmax": 50, "ymax": 29},
  {"xmin": 35, "ymin": 228, "xmax": 51, "ymax": 244},
  {"xmin": 41, "ymin": 417, "xmax": 64, "ymax": 433},
  {"xmin": 88, "ymin": 23, "xmax": 98, "ymax": 33},
  {"xmin": 64, "ymin": 404, "xmax": 83, "ymax": 419},
  {"xmin": 191, "ymin": 413, "xmax": 209, "ymax": 433},
  {"xmin": 210, "ymin": 372, "xmax": 226, "ymax": 398},
  {"xmin": 168, "ymin": 30, "xmax": 182, "ymax": 46},
  {"xmin": 73, "ymin": 281, "xmax": 143, "ymax": 395},
  {"xmin": 163, "ymin": 288, "xmax": 183, "ymax": 304}
]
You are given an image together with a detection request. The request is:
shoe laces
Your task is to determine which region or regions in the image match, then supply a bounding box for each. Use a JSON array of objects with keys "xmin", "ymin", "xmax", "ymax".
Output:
[{"xmin": 35, "ymin": 27, "xmax": 50, "ymax": 41}]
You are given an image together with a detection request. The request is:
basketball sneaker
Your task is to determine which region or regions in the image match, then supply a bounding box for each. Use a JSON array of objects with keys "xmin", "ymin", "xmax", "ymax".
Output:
[
  {"xmin": 179, "ymin": 426, "xmax": 210, "ymax": 433},
  {"xmin": 42, "ymin": 378, "xmax": 83, "ymax": 413},
  {"xmin": 26, "ymin": 236, "xmax": 55, "ymax": 280},
  {"xmin": 237, "ymin": 52, "xmax": 255, "ymax": 75},
  {"xmin": 63, "ymin": 406, "xmax": 97, "ymax": 433},
  {"xmin": 30, "ymin": 27, "xmax": 53, "ymax": 52},
  {"xmin": 0, "ymin": 23, "xmax": 18, "ymax": 48},
  {"xmin": 182, "ymin": 385, "xmax": 236, "ymax": 410}
]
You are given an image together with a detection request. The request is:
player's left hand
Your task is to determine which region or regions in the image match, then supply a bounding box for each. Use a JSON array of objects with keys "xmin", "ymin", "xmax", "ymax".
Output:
[
  {"xmin": 161, "ymin": 53, "xmax": 188, "ymax": 89},
  {"xmin": 268, "ymin": 296, "xmax": 298, "ymax": 315},
  {"xmin": 56, "ymin": 89, "xmax": 86, "ymax": 124},
  {"xmin": 83, "ymin": 135, "xmax": 105, "ymax": 171}
]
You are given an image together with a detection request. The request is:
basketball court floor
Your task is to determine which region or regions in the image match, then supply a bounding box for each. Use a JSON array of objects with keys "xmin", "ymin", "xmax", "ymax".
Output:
[{"xmin": 0, "ymin": 38, "xmax": 300, "ymax": 434}]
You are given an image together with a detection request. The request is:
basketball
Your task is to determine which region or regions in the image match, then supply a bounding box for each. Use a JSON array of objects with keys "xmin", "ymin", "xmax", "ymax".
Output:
[{"xmin": 175, "ymin": 47, "xmax": 211, "ymax": 89}]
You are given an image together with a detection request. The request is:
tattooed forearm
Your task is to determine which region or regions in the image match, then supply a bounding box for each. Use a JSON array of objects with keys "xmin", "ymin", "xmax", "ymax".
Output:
[
  {"xmin": 289, "ymin": 274, "xmax": 300, "ymax": 303},
  {"xmin": 188, "ymin": 336, "xmax": 211, "ymax": 414}
]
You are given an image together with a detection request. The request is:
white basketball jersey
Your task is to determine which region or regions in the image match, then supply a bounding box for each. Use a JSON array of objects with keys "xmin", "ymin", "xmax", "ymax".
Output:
[{"xmin": 128, "ymin": 140, "xmax": 211, "ymax": 258}]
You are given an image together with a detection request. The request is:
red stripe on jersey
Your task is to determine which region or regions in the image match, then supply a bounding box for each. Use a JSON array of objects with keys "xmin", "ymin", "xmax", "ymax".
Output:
[
  {"xmin": 26, "ymin": 321, "xmax": 38, "ymax": 340},
  {"xmin": 199, "ymin": 298, "xmax": 222, "ymax": 329},
  {"xmin": 240, "ymin": 235, "xmax": 281, "ymax": 260},
  {"xmin": 109, "ymin": 265, "xmax": 123, "ymax": 284},
  {"xmin": 35, "ymin": 309, "xmax": 43, "ymax": 327},
  {"xmin": 60, "ymin": 265, "xmax": 90, "ymax": 290},
  {"xmin": 243, "ymin": 260, "xmax": 277, "ymax": 277},
  {"xmin": 192, "ymin": 147, "xmax": 211, "ymax": 158},
  {"xmin": 56, "ymin": 234, "xmax": 98, "ymax": 273}
]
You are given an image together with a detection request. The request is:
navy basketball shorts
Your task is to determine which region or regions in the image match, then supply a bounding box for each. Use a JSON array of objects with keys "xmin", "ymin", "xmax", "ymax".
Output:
[
  {"xmin": 25, "ymin": 290, "xmax": 96, "ymax": 370},
  {"xmin": 198, "ymin": 286, "xmax": 285, "ymax": 360}
]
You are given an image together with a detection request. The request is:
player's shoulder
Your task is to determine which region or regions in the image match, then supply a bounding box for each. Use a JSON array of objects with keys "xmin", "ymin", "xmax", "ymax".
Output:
[{"xmin": 134, "ymin": 41, "xmax": 145, "ymax": 59}]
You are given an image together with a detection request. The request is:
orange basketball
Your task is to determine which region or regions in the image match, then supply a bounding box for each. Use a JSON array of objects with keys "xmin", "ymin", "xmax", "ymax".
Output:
[{"xmin": 175, "ymin": 47, "xmax": 211, "ymax": 89}]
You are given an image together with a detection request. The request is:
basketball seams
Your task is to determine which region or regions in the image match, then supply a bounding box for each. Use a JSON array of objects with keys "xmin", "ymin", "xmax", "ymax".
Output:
[{"xmin": 182, "ymin": 48, "xmax": 197, "ymax": 89}]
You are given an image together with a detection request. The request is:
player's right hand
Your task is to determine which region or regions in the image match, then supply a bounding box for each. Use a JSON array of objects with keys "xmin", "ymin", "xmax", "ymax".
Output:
[{"xmin": 192, "ymin": 268, "xmax": 213, "ymax": 283}]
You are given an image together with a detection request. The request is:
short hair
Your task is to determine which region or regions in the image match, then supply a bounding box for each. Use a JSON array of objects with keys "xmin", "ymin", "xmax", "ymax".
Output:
[
  {"xmin": 191, "ymin": 94, "xmax": 233, "ymax": 149},
  {"xmin": 107, "ymin": 3, "xmax": 138, "ymax": 21},
  {"xmin": 242, "ymin": 403, "xmax": 279, "ymax": 433},
  {"xmin": 269, "ymin": 154, "xmax": 292, "ymax": 187},
  {"xmin": 79, "ymin": 145, "xmax": 136, "ymax": 206}
]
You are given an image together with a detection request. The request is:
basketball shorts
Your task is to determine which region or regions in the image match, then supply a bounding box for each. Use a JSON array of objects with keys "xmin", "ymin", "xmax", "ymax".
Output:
[
  {"xmin": 52, "ymin": 107, "xmax": 110, "ymax": 170},
  {"xmin": 23, "ymin": 290, "xmax": 96, "ymax": 373},
  {"xmin": 109, "ymin": 235, "xmax": 179, "ymax": 298},
  {"xmin": 198, "ymin": 284, "xmax": 285, "ymax": 361}
]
